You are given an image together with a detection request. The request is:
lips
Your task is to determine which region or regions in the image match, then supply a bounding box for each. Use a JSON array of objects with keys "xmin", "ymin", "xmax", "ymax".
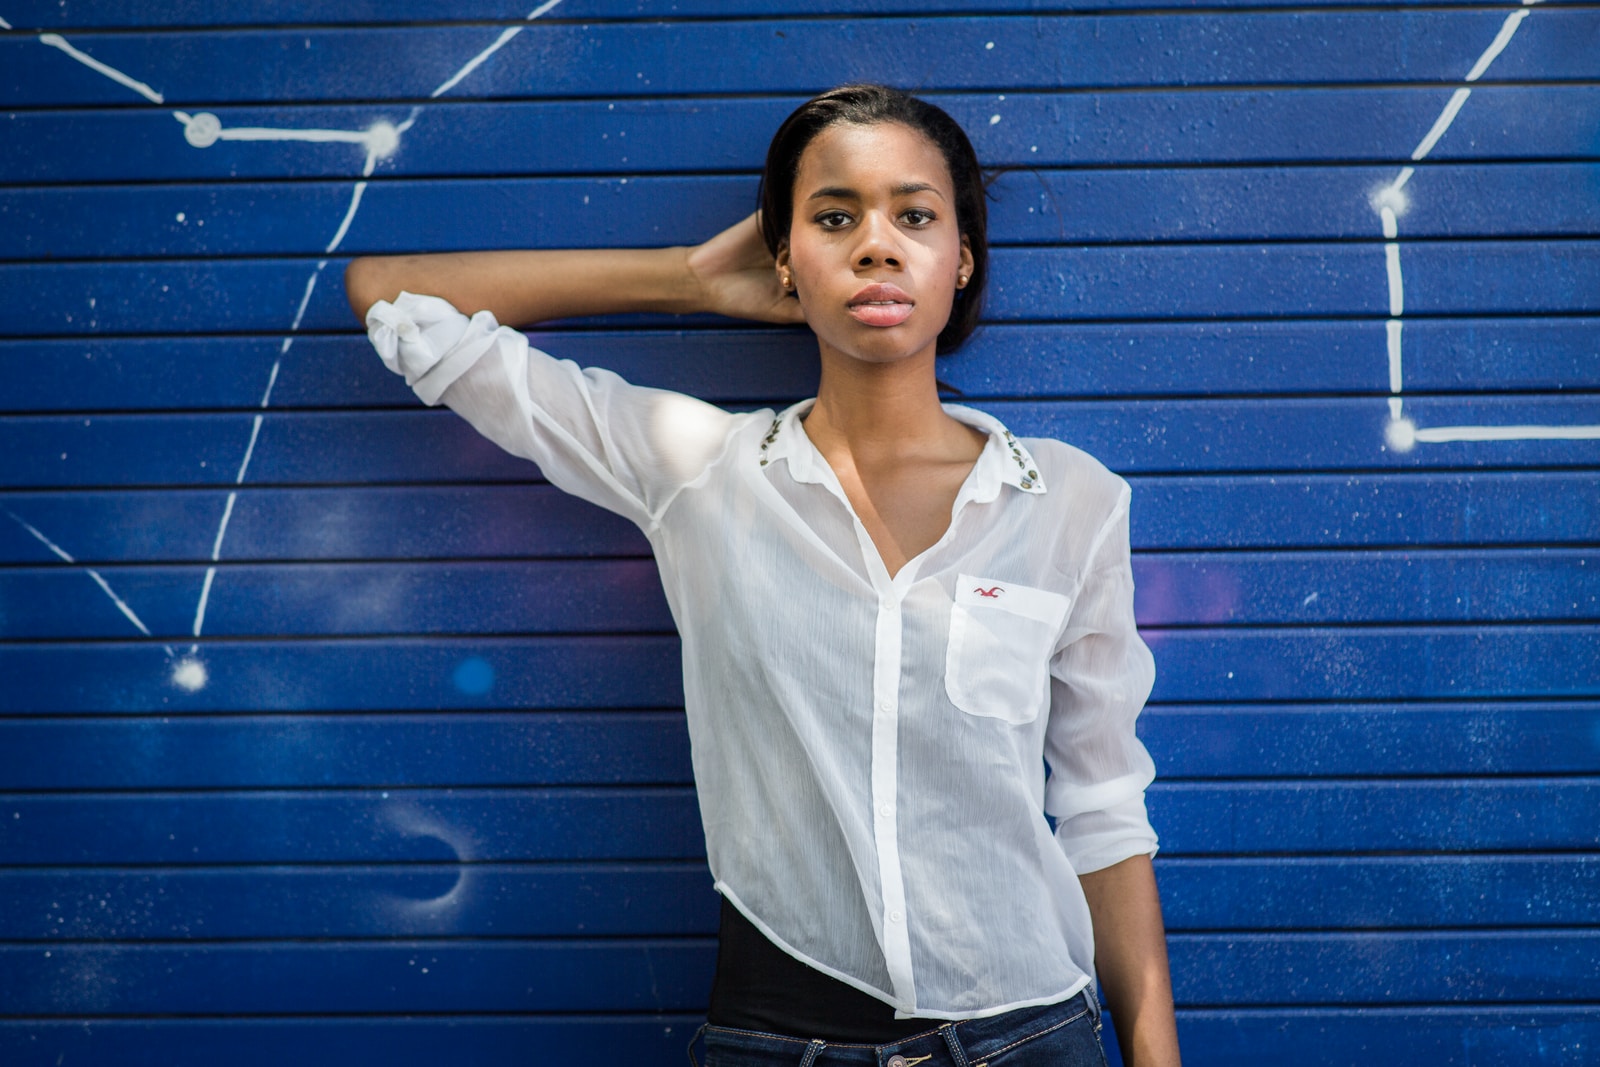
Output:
[{"xmin": 847, "ymin": 283, "xmax": 914, "ymax": 327}]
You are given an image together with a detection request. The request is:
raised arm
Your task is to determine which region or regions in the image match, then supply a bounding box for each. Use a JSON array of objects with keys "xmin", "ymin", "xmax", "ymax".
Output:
[{"xmin": 344, "ymin": 212, "xmax": 806, "ymax": 328}]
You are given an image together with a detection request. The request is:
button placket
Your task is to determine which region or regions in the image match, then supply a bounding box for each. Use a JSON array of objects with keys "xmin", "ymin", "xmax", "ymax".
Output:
[{"xmin": 870, "ymin": 592, "xmax": 915, "ymax": 1008}]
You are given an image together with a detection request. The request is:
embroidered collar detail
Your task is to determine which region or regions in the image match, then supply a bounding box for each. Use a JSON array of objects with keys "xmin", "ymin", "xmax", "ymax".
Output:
[{"xmin": 757, "ymin": 400, "xmax": 1045, "ymax": 495}]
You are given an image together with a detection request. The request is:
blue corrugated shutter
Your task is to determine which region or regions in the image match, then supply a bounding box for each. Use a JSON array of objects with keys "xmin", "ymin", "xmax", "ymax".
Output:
[{"xmin": 2, "ymin": 2, "xmax": 1596, "ymax": 1063}]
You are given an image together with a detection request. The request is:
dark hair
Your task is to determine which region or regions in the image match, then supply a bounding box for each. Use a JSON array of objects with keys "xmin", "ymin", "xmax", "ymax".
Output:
[{"xmin": 758, "ymin": 83, "xmax": 987, "ymax": 355}]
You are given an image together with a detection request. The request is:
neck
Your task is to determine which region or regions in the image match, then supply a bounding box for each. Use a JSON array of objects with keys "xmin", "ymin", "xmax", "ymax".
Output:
[{"xmin": 804, "ymin": 345, "xmax": 957, "ymax": 458}]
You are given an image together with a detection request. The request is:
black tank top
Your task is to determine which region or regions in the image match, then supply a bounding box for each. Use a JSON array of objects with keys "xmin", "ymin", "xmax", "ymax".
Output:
[{"xmin": 706, "ymin": 896, "xmax": 938, "ymax": 1042}]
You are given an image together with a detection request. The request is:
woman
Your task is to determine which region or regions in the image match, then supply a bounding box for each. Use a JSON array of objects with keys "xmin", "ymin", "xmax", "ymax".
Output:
[{"xmin": 346, "ymin": 83, "xmax": 1181, "ymax": 1067}]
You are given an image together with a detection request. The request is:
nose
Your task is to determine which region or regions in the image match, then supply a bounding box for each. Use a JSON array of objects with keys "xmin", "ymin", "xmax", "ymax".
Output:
[{"xmin": 852, "ymin": 210, "xmax": 902, "ymax": 271}]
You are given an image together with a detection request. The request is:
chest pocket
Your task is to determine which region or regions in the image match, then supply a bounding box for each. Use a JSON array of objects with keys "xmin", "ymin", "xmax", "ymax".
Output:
[{"xmin": 945, "ymin": 574, "xmax": 1072, "ymax": 725}]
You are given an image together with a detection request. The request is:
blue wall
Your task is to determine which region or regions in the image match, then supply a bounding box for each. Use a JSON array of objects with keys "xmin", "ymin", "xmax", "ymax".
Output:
[{"xmin": 2, "ymin": 2, "xmax": 1598, "ymax": 1063}]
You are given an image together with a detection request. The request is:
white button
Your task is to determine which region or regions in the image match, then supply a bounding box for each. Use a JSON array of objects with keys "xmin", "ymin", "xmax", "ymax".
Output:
[
  {"xmin": 889, "ymin": 909, "xmax": 904, "ymax": 923},
  {"xmin": 879, "ymin": 700, "xmax": 895, "ymax": 712},
  {"xmin": 878, "ymin": 804, "xmax": 893, "ymax": 818}
]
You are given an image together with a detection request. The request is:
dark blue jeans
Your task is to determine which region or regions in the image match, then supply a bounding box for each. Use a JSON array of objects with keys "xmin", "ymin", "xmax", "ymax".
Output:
[{"xmin": 690, "ymin": 987, "xmax": 1107, "ymax": 1067}]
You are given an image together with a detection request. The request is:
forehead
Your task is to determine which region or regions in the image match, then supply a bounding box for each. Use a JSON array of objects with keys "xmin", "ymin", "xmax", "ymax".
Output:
[{"xmin": 795, "ymin": 121, "xmax": 954, "ymax": 195}]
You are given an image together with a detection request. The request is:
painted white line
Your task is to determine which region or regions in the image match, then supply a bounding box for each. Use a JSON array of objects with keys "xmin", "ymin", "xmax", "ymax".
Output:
[
  {"xmin": 38, "ymin": 32, "xmax": 164, "ymax": 104},
  {"xmin": 1416, "ymin": 424, "xmax": 1600, "ymax": 443},
  {"xmin": 0, "ymin": 16, "xmax": 13, "ymax": 29},
  {"xmin": 431, "ymin": 0, "xmax": 568, "ymax": 98},
  {"xmin": 6, "ymin": 510, "xmax": 171, "ymax": 651},
  {"xmin": 1465, "ymin": 10, "xmax": 1530, "ymax": 83},
  {"xmin": 1410, "ymin": 88, "xmax": 1473, "ymax": 163},
  {"xmin": 1373, "ymin": 5, "xmax": 1564, "ymax": 447}
]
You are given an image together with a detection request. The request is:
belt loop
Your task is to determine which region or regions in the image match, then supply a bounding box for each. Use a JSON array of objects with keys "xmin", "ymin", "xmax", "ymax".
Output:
[
  {"xmin": 686, "ymin": 1022, "xmax": 708, "ymax": 1067},
  {"xmin": 797, "ymin": 1038, "xmax": 827, "ymax": 1067},
  {"xmin": 1085, "ymin": 985, "xmax": 1103, "ymax": 1023},
  {"xmin": 939, "ymin": 1022, "xmax": 970, "ymax": 1067}
]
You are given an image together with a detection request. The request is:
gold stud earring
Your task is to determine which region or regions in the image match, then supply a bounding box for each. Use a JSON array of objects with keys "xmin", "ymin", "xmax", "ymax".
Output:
[
  {"xmin": 781, "ymin": 273, "xmax": 793, "ymax": 290},
  {"xmin": 957, "ymin": 274, "xmax": 969, "ymax": 287}
]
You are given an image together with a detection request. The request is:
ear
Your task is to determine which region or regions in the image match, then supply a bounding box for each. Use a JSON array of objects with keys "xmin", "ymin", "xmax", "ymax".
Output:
[
  {"xmin": 774, "ymin": 239, "xmax": 793, "ymax": 291},
  {"xmin": 956, "ymin": 235, "xmax": 975, "ymax": 288}
]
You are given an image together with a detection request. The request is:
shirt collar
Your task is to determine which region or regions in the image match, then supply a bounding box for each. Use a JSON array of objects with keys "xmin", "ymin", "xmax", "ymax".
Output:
[{"xmin": 758, "ymin": 398, "xmax": 1046, "ymax": 496}]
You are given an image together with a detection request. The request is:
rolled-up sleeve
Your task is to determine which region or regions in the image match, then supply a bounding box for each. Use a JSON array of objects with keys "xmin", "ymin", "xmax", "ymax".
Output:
[
  {"xmin": 366, "ymin": 291, "xmax": 738, "ymax": 531},
  {"xmin": 1043, "ymin": 482, "xmax": 1159, "ymax": 874}
]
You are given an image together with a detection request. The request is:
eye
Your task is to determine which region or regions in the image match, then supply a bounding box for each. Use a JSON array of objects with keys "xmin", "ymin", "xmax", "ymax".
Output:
[
  {"xmin": 814, "ymin": 209, "xmax": 853, "ymax": 229},
  {"xmin": 901, "ymin": 208, "xmax": 936, "ymax": 227}
]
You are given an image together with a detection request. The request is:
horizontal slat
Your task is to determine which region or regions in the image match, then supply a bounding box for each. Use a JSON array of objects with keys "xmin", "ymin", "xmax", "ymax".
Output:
[
  {"xmin": 2, "ymin": 778, "xmax": 1595, "ymax": 863},
  {"xmin": 7, "ymin": 87, "xmax": 1596, "ymax": 183},
  {"xmin": 1174, "ymin": 1007, "xmax": 1596, "ymax": 1067},
  {"xmin": 2, "ymin": 626, "xmax": 1595, "ymax": 711},
  {"xmin": 1159, "ymin": 855, "xmax": 1600, "ymax": 930},
  {"xmin": 11, "ymin": 243, "xmax": 1600, "ymax": 336},
  {"xmin": 8, "ymin": 315, "xmax": 1600, "ymax": 413},
  {"xmin": 9, "ymin": 165, "xmax": 1599, "ymax": 261},
  {"xmin": 10, "ymin": 394, "xmax": 1600, "ymax": 489},
  {"xmin": 2, "ymin": 855, "xmax": 1594, "ymax": 940},
  {"xmin": 0, "ymin": 712, "xmax": 696, "ymax": 788},
  {"xmin": 0, "ymin": 560, "xmax": 676, "ymax": 638},
  {"xmin": 1, "ymin": 931, "xmax": 1596, "ymax": 1014},
  {"xmin": 1131, "ymin": 472, "xmax": 1600, "ymax": 550},
  {"xmin": 4, "ymin": 472, "xmax": 1595, "ymax": 564},
  {"xmin": 1151, "ymin": 778, "xmax": 1600, "ymax": 854},
  {"xmin": 0, "ymin": 637, "xmax": 688, "ymax": 712},
  {"xmin": 1145, "ymin": 626, "xmax": 1600, "ymax": 702},
  {"xmin": 6, "ymin": 0, "xmax": 1583, "ymax": 30},
  {"xmin": 1168, "ymin": 930, "xmax": 1600, "ymax": 1005},
  {"xmin": 7, "ymin": 12, "xmax": 1596, "ymax": 107},
  {"xmin": 1, "ymin": 703, "xmax": 1597, "ymax": 789},
  {"xmin": 0, "ymin": 940, "xmax": 717, "ymax": 1014},
  {"xmin": 4, "ymin": 1017, "xmax": 701, "ymax": 1067},
  {"xmin": 1142, "ymin": 703, "xmax": 1600, "ymax": 777},
  {"xmin": 0, "ymin": 863, "xmax": 718, "ymax": 939},
  {"xmin": 2, "ymin": 548, "xmax": 1594, "ymax": 639},
  {"xmin": 0, "ymin": 485, "xmax": 651, "ymax": 563},
  {"xmin": 0, "ymin": 788, "xmax": 707, "ymax": 864}
]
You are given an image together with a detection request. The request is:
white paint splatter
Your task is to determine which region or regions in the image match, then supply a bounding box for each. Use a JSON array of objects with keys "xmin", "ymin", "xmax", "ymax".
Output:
[{"xmin": 170, "ymin": 657, "xmax": 208, "ymax": 692}]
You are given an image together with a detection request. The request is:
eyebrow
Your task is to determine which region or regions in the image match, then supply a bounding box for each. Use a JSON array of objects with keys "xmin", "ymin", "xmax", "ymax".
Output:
[{"xmin": 805, "ymin": 181, "xmax": 947, "ymax": 202}]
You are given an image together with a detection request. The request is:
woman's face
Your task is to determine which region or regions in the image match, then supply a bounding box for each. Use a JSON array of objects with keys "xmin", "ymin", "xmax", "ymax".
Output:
[{"xmin": 776, "ymin": 121, "xmax": 974, "ymax": 369}]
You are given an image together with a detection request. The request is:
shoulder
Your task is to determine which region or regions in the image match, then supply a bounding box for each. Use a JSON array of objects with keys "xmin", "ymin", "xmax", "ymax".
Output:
[{"xmin": 1023, "ymin": 436, "xmax": 1130, "ymax": 514}]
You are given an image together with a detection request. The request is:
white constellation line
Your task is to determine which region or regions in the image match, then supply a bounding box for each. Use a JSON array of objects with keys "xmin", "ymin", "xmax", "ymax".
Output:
[
  {"xmin": 1372, "ymin": 0, "xmax": 1597, "ymax": 449},
  {"xmin": 188, "ymin": 2, "xmax": 567, "ymax": 649},
  {"xmin": 5, "ymin": 509, "xmax": 174, "ymax": 656},
  {"xmin": 15, "ymin": 2, "xmax": 569, "ymax": 680}
]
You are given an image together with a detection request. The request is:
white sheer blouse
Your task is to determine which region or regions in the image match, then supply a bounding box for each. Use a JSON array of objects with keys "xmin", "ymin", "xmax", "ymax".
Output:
[{"xmin": 367, "ymin": 292, "xmax": 1159, "ymax": 1020}]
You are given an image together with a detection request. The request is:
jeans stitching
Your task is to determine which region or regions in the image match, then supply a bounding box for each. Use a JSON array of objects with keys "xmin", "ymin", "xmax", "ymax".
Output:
[{"xmin": 972, "ymin": 1004, "xmax": 1088, "ymax": 1062}]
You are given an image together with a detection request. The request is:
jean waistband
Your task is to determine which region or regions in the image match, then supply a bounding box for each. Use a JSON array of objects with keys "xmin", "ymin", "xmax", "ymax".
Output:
[{"xmin": 688, "ymin": 987, "xmax": 1100, "ymax": 1067}]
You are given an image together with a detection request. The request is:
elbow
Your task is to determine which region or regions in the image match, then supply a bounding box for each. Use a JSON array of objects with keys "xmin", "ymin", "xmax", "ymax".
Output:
[{"xmin": 344, "ymin": 257, "xmax": 388, "ymax": 323}]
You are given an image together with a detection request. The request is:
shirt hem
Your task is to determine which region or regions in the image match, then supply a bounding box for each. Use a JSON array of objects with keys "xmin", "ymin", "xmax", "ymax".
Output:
[{"xmin": 713, "ymin": 881, "xmax": 1094, "ymax": 1022}]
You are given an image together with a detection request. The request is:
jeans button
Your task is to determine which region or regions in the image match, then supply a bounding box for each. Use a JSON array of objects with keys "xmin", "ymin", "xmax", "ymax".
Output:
[{"xmin": 887, "ymin": 1058, "xmax": 908, "ymax": 1067}]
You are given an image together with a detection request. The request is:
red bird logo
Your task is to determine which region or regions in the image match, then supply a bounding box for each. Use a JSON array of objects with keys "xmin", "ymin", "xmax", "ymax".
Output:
[{"xmin": 973, "ymin": 586, "xmax": 1004, "ymax": 598}]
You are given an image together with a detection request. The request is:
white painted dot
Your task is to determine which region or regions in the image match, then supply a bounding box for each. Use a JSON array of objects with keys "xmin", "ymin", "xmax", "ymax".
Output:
[
  {"xmin": 183, "ymin": 112, "xmax": 221, "ymax": 148},
  {"xmin": 989, "ymin": 114, "xmax": 1001, "ymax": 125},
  {"xmin": 1371, "ymin": 183, "xmax": 1409, "ymax": 218},
  {"xmin": 171, "ymin": 657, "xmax": 208, "ymax": 692},
  {"xmin": 985, "ymin": 41, "xmax": 994, "ymax": 49},
  {"xmin": 1030, "ymin": 145, "xmax": 1038, "ymax": 153},
  {"xmin": 366, "ymin": 120, "xmax": 399, "ymax": 159},
  {"xmin": 1386, "ymin": 417, "xmax": 1418, "ymax": 452},
  {"xmin": 175, "ymin": 212, "xmax": 186, "ymax": 223}
]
